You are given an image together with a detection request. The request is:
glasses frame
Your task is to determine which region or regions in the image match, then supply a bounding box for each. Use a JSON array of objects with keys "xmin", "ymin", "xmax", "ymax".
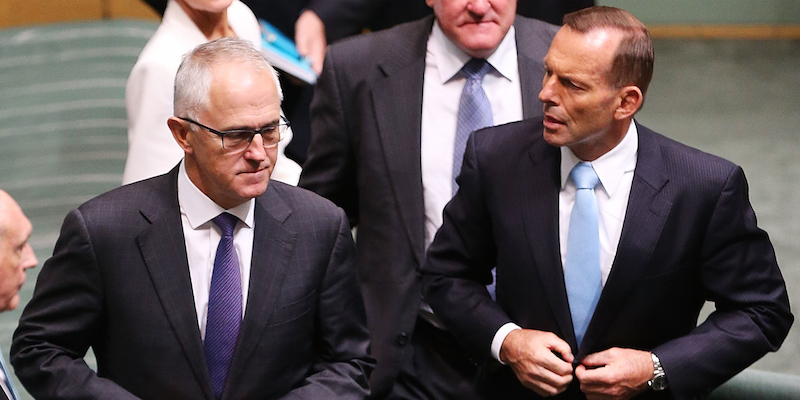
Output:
[{"xmin": 178, "ymin": 116, "xmax": 290, "ymax": 150}]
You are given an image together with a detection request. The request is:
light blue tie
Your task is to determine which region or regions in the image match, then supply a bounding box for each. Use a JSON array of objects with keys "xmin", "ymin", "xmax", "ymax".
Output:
[
  {"xmin": 564, "ymin": 162, "xmax": 602, "ymax": 346},
  {"xmin": 453, "ymin": 58, "xmax": 493, "ymax": 195}
]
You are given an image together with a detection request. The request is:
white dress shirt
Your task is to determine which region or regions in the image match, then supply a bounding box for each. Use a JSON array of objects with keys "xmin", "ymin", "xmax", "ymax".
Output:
[
  {"xmin": 491, "ymin": 122, "xmax": 639, "ymax": 361},
  {"xmin": 177, "ymin": 161, "xmax": 254, "ymax": 340},
  {"xmin": 420, "ymin": 22, "xmax": 523, "ymax": 248}
]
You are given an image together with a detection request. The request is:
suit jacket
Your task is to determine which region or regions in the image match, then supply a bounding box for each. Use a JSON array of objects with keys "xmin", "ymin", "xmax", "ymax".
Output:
[
  {"xmin": 299, "ymin": 15, "xmax": 558, "ymax": 397},
  {"xmin": 11, "ymin": 168, "xmax": 373, "ymax": 399},
  {"xmin": 421, "ymin": 118, "xmax": 793, "ymax": 400}
]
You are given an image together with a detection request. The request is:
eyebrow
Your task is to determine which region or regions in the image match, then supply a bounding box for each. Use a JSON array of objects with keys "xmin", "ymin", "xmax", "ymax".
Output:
[{"xmin": 223, "ymin": 118, "xmax": 281, "ymax": 132}]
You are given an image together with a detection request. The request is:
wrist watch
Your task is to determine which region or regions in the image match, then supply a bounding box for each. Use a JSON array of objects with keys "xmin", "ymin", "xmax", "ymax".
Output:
[{"xmin": 648, "ymin": 352, "xmax": 668, "ymax": 391}]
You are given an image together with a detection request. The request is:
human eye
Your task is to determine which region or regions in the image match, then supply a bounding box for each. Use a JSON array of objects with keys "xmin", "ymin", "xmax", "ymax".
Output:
[
  {"xmin": 223, "ymin": 130, "xmax": 254, "ymax": 147},
  {"xmin": 560, "ymin": 77, "xmax": 582, "ymax": 90}
]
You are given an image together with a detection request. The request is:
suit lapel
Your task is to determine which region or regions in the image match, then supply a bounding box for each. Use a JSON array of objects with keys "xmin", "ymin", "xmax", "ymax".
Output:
[
  {"xmin": 371, "ymin": 17, "xmax": 432, "ymax": 265},
  {"xmin": 520, "ymin": 135, "xmax": 578, "ymax": 346},
  {"xmin": 225, "ymin": 185, "xmax": 296, "ymax": 397},
  {"xmin": 137, "ymin": 169, "xmax": 215, "ymax": 400},
  {"xmin": 580, "ymin": 124, "xmax": 672, "ymax": 355},
  {"xmin": 514, "ymin": 16, "xmax": 555, "ymax": 119}
]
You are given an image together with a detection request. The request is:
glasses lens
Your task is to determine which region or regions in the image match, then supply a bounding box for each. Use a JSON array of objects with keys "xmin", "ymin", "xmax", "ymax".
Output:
[{"xmin": 223, "ymin": 131, "xmax": 254, "ymax": 150}]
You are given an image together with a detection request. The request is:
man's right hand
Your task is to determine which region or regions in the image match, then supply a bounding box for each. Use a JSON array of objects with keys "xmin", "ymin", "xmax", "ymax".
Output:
[{"xmin": 499, "ymin": 329, "xmax": 575, "ymax": 397}]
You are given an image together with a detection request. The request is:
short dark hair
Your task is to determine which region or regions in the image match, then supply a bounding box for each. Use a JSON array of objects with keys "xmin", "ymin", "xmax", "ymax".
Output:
[{"xmin": 563, "ymin": 6, "xmax": 654, "ymax": 98}]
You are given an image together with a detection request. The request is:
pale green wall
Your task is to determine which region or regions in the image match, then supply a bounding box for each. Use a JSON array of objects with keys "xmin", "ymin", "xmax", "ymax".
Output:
[{"xmin": 598, "ymin": 0, "xmax": 800, "ymax": 24}]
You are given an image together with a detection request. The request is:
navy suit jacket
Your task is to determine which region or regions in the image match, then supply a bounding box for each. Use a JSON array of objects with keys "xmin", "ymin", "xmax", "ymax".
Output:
[
  {"xmin": 11, "ymin": 167, "xmax": 373, "ymax": 399},
  {"xmin": 421, "ymin": 118, "xmax": 793, "ymax": 399},
  {"xmin": 299, "ymin": 15, "xmax": 558, "ymax": 397}
]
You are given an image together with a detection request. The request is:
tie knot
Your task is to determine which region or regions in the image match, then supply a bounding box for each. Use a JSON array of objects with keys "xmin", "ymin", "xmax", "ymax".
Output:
[
  {"xmin": 570, "ymin": 162, "xmax": 600, "ymax": 190},
  {"xmin": 213, "ymin": 213, "xmax": 239, "ymax": 237},
  {"xmin": 461, "ymin": 58, "xmax": 492, "ymax": 82}
]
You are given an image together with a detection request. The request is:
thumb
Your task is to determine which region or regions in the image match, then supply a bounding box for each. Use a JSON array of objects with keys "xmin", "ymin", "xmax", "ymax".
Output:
[{"xmin": 581, "ymin": 349, "xmax": 611, "ymax": 368}]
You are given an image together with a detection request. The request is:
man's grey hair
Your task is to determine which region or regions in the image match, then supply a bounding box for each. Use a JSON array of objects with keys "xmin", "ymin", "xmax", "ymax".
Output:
[{"xmin": 173, "ymin": 36, "xmax": 282, "ymax": 120}]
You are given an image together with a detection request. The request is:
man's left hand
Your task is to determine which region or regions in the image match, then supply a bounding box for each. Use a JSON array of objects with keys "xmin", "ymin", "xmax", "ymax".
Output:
[{"xmin": 575, "ymin": 347, "xmax": 653, "ymax": 400}]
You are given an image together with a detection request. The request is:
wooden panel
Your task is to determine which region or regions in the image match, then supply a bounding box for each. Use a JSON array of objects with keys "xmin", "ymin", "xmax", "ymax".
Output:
[
  {"xmin": 0, "ymin": 0, "xmax": 103, "ymax": 28},
  {"xmin": 108, "ymin": 0, "xmax": 160, "ymax": 21},
  {"xmin": 649, "ymin": 25, "xmax": 800, "ymax": 39}
]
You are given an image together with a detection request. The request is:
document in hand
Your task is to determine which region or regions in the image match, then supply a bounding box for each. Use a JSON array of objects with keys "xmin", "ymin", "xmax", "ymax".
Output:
[{"xmin": 259, "ymin": 19, "xmax": 318, "ymax": 85}]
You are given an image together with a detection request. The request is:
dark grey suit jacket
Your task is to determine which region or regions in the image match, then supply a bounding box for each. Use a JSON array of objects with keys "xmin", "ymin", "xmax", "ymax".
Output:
[
  {"xmin": 421, "ymin": 119, "xmax": 793, "ymax": 399},
  {"xmin": 299, "ymin": 15, "xmax": 558, "ymax": 397},
  {"xmin": 11, "ymin": 167, "xmax": 374, "ymax": 399}
]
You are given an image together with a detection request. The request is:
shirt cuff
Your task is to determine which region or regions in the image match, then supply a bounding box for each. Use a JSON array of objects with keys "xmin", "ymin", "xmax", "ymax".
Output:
[{"xmin": 491, "ymin": 322, "xmax": 522, "ymax": 364}]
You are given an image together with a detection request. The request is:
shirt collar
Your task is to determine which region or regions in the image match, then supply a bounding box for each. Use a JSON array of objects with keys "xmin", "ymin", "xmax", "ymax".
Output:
[
  {"xmin": 428, "ymin": 21, "xmax": 518, "ymax": 84},
  {"xmin": 178, "ymin": 160, "xmax": 255, "ymax": 229},
  {"xmin": 560, "ymin": 121, "xmax": 639, "ymax": 196}
]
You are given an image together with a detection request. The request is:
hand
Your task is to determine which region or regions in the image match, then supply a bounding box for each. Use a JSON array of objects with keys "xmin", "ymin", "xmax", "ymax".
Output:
[
  {"xmin": 295, "ymin": 9, "xmax": 326, "ymax": 74},
  {"xmin": 499, "ymin": 329, "xmax": 575, "ymax": 397},
  {"xmin": 575, "ymin": 348, "xmax": 652, "ymax": 400}
]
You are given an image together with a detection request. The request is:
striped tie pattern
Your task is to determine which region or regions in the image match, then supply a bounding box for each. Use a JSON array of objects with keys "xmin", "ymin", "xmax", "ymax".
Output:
[
  {"xmin": 453, "ymin": 58, "xmax": 493, "ymax": 195},
  {"xmin": 205, "ymin": 212, "xmax": 242, "ymax": 400}
]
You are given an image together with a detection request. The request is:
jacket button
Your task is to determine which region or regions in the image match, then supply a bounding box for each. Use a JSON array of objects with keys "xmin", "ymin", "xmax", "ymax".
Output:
[{"xmin": 396, "ymin": 332, "xmax": 409, "ymax": 346}]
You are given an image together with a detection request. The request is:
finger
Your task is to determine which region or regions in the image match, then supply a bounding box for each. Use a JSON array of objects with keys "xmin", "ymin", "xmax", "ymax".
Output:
[
  {"xmin": 582, "ymin": 348, "xmax": 613, "ymax": 368},
  {"xmin": 548, "ymin": 335, "xmax": 575, "ymax": 364}
]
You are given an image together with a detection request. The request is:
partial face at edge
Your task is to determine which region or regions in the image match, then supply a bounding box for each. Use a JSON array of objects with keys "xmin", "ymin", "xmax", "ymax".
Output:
[
  {"xmin": 0, "ymin": 195, "xmax": 37, "ymax": 312},
  {"xmin": 428, "ymin": 0, "xmax": 517, "ymax": 59}
]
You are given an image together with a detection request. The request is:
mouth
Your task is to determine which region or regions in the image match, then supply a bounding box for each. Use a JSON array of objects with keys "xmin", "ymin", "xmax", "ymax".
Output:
[{"xmin": 543, "ymin": 114, "xmax": 565, "ymax": 130}]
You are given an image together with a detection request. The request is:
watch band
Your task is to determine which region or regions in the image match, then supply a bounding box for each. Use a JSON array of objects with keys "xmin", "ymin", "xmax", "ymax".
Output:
[{"xmin": 648, "ymin": 352, "xmax": 668, "ymax": 391}]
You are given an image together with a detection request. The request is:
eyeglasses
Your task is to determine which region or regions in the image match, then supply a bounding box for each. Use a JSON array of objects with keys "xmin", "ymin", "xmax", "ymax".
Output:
[{"xmin": 178, "ymin": 116, "xmax": 290, "ymax": 151}]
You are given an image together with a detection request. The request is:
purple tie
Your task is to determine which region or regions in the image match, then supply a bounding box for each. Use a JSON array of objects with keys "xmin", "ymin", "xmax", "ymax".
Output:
[{"xmin": 205, "ymin": 213, "xmax": 242, "ymax": 400}]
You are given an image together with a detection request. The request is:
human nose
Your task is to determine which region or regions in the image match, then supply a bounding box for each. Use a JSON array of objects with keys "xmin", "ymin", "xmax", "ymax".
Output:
[
  {"xmin": 467, "ymin": 0, "xmax": 491, "ymax": 16},
  {"xmin": 539, "ymin": 74, "xmax": 558, "ymax": 105},
  {"xmin": 243, "ymin": 133, "xmax": 268, "ymax": 162},
  {"xmin": 21, "ymin": 243, "xmax": 37, "ymax": 270}
]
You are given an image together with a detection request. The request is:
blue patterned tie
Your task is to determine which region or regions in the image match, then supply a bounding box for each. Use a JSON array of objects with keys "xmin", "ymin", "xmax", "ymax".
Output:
[
  {"xmin": 205, "ymin": 213, "xmax": 242, "ymax": 400},
  {"xmin": 564, "ymin": 162, "xmax": 602, "ymax": 346},
  {"xmin": 453, "ymin": 58, "xmax": 493, "ymax": 195}
]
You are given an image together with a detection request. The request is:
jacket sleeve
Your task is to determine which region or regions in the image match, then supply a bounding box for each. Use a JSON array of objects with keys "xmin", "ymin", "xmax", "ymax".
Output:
[
  {"xmin": 653, "ymin": 166, "xmax": 793, "ymax": 399},
  {"xmin": 11, "ymin": 209, "xmax": 140, "ymax": 400}
]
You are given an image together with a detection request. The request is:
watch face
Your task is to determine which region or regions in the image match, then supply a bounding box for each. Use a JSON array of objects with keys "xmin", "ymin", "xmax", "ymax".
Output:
[{"xmin": 652, "ymin": 375, "xmax": 668, "ymax": 391}]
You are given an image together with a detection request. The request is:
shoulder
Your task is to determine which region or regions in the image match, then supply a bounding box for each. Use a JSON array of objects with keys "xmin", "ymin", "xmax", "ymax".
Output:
[
  {"xmin": 639, "ymin": 124, "xmax": 738, "ymax": 176},
  {"xmin": 228, "ymin": 0, "xmax": 261, "ymax": 45},
  {"xmin": 513, "ymin": 16, "xmax": 559, "ymax": 48},
  {"xmin": 467, "ymin": 117, "xmax": 550, "ymax": 171},
  {"xmin": 264, "ymin": 181, "xmax": 347, "ymax": 225},
  {"xmin": 326, "ymin": 16, "xmax": 433, "ymax": 64}
]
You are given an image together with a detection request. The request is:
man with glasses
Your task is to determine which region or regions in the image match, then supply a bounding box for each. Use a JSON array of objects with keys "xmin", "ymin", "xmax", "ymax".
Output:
[{"xmin": 12, "ymin": 37, "xmax": 373, "ymax": 400}]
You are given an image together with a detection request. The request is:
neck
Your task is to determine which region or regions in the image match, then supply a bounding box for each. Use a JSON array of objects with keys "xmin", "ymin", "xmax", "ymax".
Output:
[
  {"xmin": 177, "ymin": 0, "xmax": 235, "ymax": 40},
  {"xmin": 572, "ymin": 119, "xmax": 633, "ymax": 161}
]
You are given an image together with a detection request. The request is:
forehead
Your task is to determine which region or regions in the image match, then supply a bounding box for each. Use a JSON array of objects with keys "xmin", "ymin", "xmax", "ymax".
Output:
[
  {"xmin": 0, "ymin": 201, "xmax": 31, "ymax": 245},
  {"xmin": 203, "ymin": 62, "xmax": 280, "ymax": 126},
  {"xmin": 545, "ymin": 27, "xmax": 621, "ymax": 78}
]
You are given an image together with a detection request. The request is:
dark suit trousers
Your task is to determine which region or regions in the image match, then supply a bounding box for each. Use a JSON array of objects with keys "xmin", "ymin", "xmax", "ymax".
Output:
[{"xmin": 386, "ymin": 317, "xmax": 485, "ymax": 400}]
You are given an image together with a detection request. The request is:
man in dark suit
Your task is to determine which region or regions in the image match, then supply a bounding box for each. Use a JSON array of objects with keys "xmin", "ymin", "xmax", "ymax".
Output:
[
  {"xmin": 421, "ymin": 6, "xmax": 793, "ymax": 400},
  {"xmin": 0, "ymin": 190, "xmax": 38, "ymax": 400},
  {"xmin": 11, "ymin": 37, "xmax": 372, "ymax": 400},
  {"xmin": 299, "ymin": 0, "xmax": 557, "ymax": 398}
]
